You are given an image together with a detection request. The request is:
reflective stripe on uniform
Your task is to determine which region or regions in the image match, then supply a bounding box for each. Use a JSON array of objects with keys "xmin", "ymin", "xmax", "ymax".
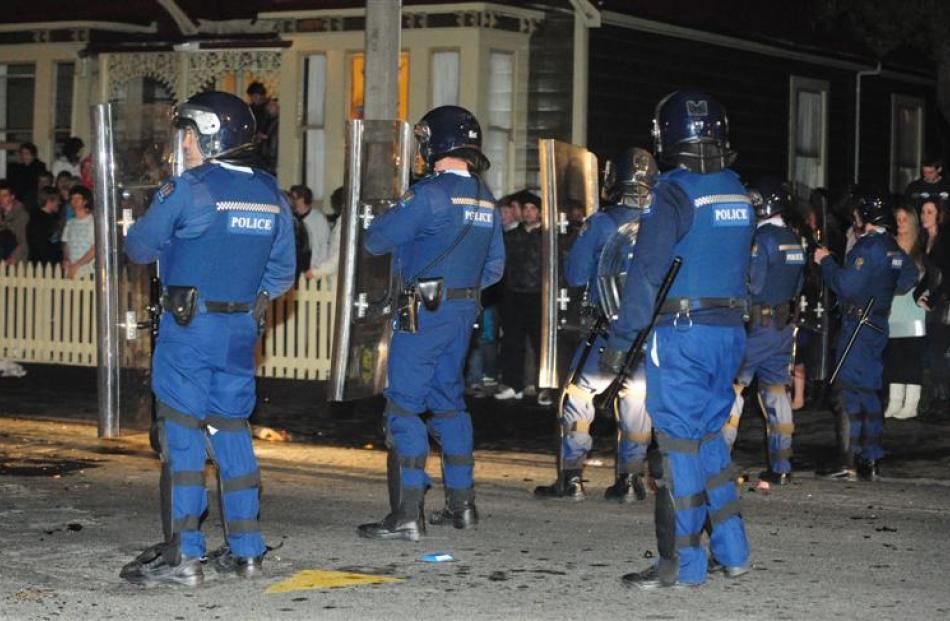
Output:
[
  {"xmin": 221, "ymin": 470, "xmax": 261, "ymax": 493},
  {"xmin": 563, "ymin": 383, "xmax": 593, "ymax": 402},
  {"xmin": 706, "ymin": 464, "xmax": 739, "ymax": 491},
  {"xmin": 157, "ymin": 403, "xmax": 203, "ymax": 428},
  {"xmin": 399, "ymin": 455, "xmax": 427, "ymax": 469},
  {"xmin": 205, "ymin": 414, "xmax": 249, "ymax": 433},
  {"xmin": 656, "ymin": 432, "xmax": 699, "ymax": 454},
  {"xmin": 768, "ymin": 423, "xmax": 795, "ymax": 436},
  {"xmin": 172, "ymin": 470, "xmax": 206, "ymax": 487},
  {"xmin": 710, "ymin": 498, "xmax": 741, "ymax": 527},
  {"xmin": 226, "ymin": 518, "xmax": 260, "ymax": 534},
  {"xmin": 676, "ymin": 533, "xmax": 703, "ymax": 549},
  {"xmin": 673, "ymin": 491, "xmax": 707, "ymax": 510},
  {"xmin": 622, "ymin": 431, "xmax": 652, "ymax": 443},
  {"xmin": 442, "ymin": 454, "xmax": 474, "ymax": 467},
  {"xmin": 570, "ymin": 419, "xmax": 592, "ymax": 434},
  {"xmin": 173, "ymin": 514, "xmax": 201, "ymax": 532}
]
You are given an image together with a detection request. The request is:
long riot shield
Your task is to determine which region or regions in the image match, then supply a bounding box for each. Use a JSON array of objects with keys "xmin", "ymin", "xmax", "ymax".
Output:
[
  {"xmin": 93, "ymin": 102, "xmax": 176, "ymax": 438},
  {"xmin": 328, "ymin": 120, "xmax": 412, "ymax": 401},
  {"xmin": 538, "ymin": 139, "xmax": 599, "ymax": 389}
]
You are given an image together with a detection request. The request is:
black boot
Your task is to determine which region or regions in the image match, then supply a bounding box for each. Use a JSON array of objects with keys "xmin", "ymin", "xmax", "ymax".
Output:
[
  {"xmin": 429, "ymin": 502, "xmax": 479, "ymax": 529},
  {"xmin": 358, "ymin": 488, "xmax": 426, "ymax": 542},
  {"xmin": 621, "ymin": 561, "xmax": 699, "ymax": 590},
  {"xmin": 604, "ymin": 473, "xmax": 646, "ymax": 502},
  {"xmin": 858, "ymin": 459, "xmax": 880, "ymax": 482},
  {"xmin": 208, "ymin": 546, "xmax": 264, "ymax": 578},
  {"xmin": 758, "ymin": 470, "xmax": 791, "ymax": 486},
  {"xmin": 120, "ymin": 542, "xmax": 204, "ymax": 587},
  {"xmin": 533, "ymin": 470, "xmax": 586, "ymax": 500}
]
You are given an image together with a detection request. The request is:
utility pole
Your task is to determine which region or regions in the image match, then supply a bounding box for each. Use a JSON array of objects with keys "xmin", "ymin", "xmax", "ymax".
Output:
[{"xmin": 363, "ymin": 0, "xmax": 402, "ymax": 120}]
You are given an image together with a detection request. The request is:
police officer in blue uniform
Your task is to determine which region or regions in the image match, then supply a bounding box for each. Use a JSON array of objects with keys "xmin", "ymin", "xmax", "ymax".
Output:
[
  {"xmin": 605, "ymin": 91, "xmax": 753, "ymax": 589},
  {"xmin": 534, "ymin": 147, "xmax": 657, "ymax": 502},
  {"xmin": 120, "ymin": 92, "xmax": 296, "ymax": 586},
  {"xmin": 357, "ymin": 106, "xmax": 505, "ymax": 541},
  {"xmin": 816, "ymin": 193, "xmax": 917, "ymax": 481},
  {"xmin": 723, "ymin": 179, "xmax": 804, "ymax": 485}
]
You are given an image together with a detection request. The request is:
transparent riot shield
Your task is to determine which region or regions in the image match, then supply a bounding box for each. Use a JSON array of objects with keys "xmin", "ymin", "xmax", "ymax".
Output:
[
  {"xmin": 93, "ymin": 102, "xmax": 176, "ymax": 438},
  {"xmin": 538, "ymin": 139, "xmax": 599, "ymax": 389},
  {"xmin": 328, "ymin": 120, "xmax": 412, "ymax": 401}
]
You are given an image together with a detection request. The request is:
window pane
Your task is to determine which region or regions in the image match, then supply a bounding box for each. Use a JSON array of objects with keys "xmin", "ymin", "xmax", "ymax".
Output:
[
  {"xmin": 488, "ymin": 52, "xmax": 513, "ymax": 129},
  {"xmin": 0, "ymin": 64, "xmax": 35, "ymax": 169},
  {"xmin": 303, "ymin": 128, "xmax": 325, "ymax": 200},
  {"xmin": 484, "ymin": 128, "xmax": 508, "ymax": 196},
  {"xmin": 305, "ymin": 55, "xmax": 326, "ymax": 127},
  {"xmin": 795, "ymin": 90, "xmax": 822, "ymax": 157},
  {"xmin": 431, "ymin": 51, "xmax": 459, "ymax": 108},
  {"xmin": 54, "ymin": 62, "xmax": 74, "ymax": 133},
  {"xmin": 897, "ymin": 105, "xmax": 920, "ymax": 166}
]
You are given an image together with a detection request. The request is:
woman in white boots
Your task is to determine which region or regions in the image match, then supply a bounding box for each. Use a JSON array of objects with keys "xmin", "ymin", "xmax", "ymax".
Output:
[{"xmin": 884, "ymin": 205, "xmax": 927, "ymax": 420}]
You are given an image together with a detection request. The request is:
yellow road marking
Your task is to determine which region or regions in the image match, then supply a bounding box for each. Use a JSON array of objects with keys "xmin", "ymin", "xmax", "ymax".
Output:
[{"xmin": 266, "ymin": 569, "xmax": 403, "ymax": 594}]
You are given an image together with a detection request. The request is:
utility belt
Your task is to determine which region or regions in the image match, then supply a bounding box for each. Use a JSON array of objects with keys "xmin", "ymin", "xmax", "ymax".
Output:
[
  {"xmin": 161, "ymin": 285, "xmax": 268, "ymax": 332},
  {"xmin": 843, "ymin": 303, "xmax": 888, "ymax": 323},
  {"xmin": 747, "ymin": 301, "xmax": 794, "ymax": 330},
  {"xmin": 659, "ymin": 297, "xmax": 748, "ymax": 316},
  {"xmin": 396, "ymin": 276, "xmax": 479, "ymax": 333}
]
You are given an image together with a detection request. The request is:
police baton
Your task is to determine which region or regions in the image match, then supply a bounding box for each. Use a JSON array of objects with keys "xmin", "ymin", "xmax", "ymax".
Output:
[
  {"xmin": 828, "ymin": 297, "xmax": 884, "ymax": 385},
  {"xmin": 562, "ymin": 310, "xmax": 608, "ymax": 392},
  {"xmin": 592, "ymin": 256, "xmax": 682, "ymax": 412}
]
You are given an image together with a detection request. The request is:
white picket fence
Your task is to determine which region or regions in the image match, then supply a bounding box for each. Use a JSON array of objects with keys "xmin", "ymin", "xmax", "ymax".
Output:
[{"xmin": 0, "ymin": 263, "xmax": 337, "ymax": 380}]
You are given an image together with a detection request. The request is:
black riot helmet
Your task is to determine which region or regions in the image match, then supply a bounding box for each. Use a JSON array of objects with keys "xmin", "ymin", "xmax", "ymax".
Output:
[
  {"xmin": 748, "ymin": 176, "xmax": 794, "ymax": 220},
  {"xmin": 173, "ymin": 91, "xmax": 256, "ymax": 162},
  {"xmin": 602, "ymin": 147, "xmax": 658, "ymax": 209},
  {"xmin": 414, "ymin": 105, "xmax": 489, "ymax": 174},
  {"xmin": 652, "ymin": 89, "xmax": 734, "ymax": 173},
  {"xmin": 855, "ymin": 190, "xmax": 896, "ymax": 230}
]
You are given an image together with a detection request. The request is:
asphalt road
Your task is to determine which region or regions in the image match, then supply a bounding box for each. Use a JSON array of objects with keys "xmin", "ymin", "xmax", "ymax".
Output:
[{"xmin": 2, "ymin": 416, "xmax": 949, "ymax": 621}]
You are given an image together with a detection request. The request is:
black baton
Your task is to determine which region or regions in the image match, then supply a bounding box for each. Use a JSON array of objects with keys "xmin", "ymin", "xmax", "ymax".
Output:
[
  {"xmin": 593, "ymin": 256, "xmax": 683, "ymax": 412},
  {"xmin": 828, "ymin": 297, "xmax": 880, "ymax": 386}
]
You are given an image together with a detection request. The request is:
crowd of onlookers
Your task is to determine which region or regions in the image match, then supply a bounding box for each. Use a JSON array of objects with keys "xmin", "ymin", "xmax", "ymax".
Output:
[{"xmin": 0, "ymin": 139, "xmax": 98, "ymax": 278}]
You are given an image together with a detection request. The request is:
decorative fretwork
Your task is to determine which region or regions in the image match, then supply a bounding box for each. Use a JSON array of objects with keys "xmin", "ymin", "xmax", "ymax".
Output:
[
  {"xmin": 107, "ymin": 52, "xmax": 179, "ymax": 99},
  {"xmin": 185, "ymin": 50, "xmax": 282, "ymax": 96}
]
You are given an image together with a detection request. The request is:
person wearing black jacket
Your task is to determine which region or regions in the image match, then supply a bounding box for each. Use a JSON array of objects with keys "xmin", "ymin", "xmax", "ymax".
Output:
[
  {"xmin": 495, "ymin": 191, "xmax": 543, "ymax": 401},
  {"xmin": 919, "ymin": 199, "xmax": 950, "ymax": 416},
  {"xmin": 26, "ymin": 186, "xmax": 62, "ymax": 265}
]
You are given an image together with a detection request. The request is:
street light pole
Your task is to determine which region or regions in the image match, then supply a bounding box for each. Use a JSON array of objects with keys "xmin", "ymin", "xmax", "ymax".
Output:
[{"xmin": 363, "ymin": 0, "xmax": 402, "ymax": 121}]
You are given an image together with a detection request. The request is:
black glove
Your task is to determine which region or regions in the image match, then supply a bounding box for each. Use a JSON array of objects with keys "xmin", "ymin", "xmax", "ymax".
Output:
[{"xmin": 599, "ymin": 344, "xmax": 626, "ymax": 375}]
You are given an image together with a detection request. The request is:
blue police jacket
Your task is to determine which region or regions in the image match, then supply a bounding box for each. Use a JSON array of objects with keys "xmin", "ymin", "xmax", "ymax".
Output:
[
  {"xmin": 749, "ymin": 217, "xmax": 805, "ymax": 306},
  {"xmin": 564, "ymin": 203, "xmax": 639, "ymax": 305},
  {"xmin": 820, "ymin": 228, "xmax": 918, "ymax": 318},
  {"xmin": 609, "ymin": 168, "xmax": 753, "ymax": 350},
  {"xmin": 125, "ymin": 161, "xmax": 296, "ymax": 303},
  {"xmin": 365, "ymin": 170, "xmax": 505, "ymax": 291}
]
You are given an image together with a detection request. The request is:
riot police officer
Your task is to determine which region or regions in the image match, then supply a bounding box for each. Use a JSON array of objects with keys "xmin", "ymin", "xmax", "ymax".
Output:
[
  {"xmin": 534, "ymin": 147, "xmax": 657, "ymax": 502},
  {"xmin": 605, "ymin": 91, "xmax": 752, "ymax": 588},
  {"xmin": 723, "ymin": 179, "xmax": 805, "ymax": 485},
  {"xmin": 816, "ymin": 192, "xmax": 917, "ymax": 481},
  {"xmin": 120, "ymin": 92, "xmax": 296, "ymax": 586},
  {"xmin": 357, "ymin": 106, "xmax": 505, "ymax": 541}
]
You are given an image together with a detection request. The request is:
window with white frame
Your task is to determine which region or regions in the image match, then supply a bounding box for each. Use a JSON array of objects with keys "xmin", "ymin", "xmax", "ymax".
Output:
[
  {"xmin": 302, "ymin": 54, "xmax": 327, "ymax": 200},
  {"xmin": 0, "ymin": 64, "xmax": 35, "ymax": 173},
  {"xmin": 53, "ymin": 62, "xmax": 74, "ymax": 158},
  {"xmin": 430, "ymin": 50, "xmax": 459, "ymax": 108},
  {"xmin": 788, "ymin": 76, "xmax": 829, "ymax": 194},
  {"xmin": 485, "ymin": 51, "xmax": 513, "ymax": 196},
  {"xmin": 891, "ymin": 94, "xmax": 924, "ymax": 193}
]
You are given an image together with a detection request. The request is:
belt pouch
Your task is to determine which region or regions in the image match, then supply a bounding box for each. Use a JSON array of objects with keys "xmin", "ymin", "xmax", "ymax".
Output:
[
  {"xmin": 165, "ymin": 286, "xmax": 198, "ymax": 326},
  {"xmin": 417, "ymin": 277, "xmax": 444, "ymax": 312}
]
